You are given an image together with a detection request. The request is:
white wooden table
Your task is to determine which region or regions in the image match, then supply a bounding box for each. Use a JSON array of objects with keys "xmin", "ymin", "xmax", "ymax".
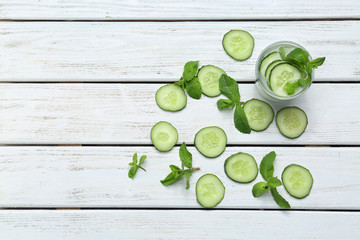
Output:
[{"xmin": 0, "ymin": 1, "xmax": 360, "ymax": 239}]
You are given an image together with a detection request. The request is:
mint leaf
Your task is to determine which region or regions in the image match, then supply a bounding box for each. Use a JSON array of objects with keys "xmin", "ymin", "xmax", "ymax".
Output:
[
  {"xmin": 217, "ymin": 99, "xmax": 235, "ymax": 110},
  {"xmin": 279, "ymin": 47, "xmax": 287, "ymax": 60},
  {"xmin": 309, "ymin": 57, "xmax": 325, "ymax": 69},
  {"xmin": 139, "ymin": 155, "xmax": 147, "ymax": 165},
  {"xmin": 234, "ymin": 105, "xmax": 251, "ymax": 134},
  {"xmin": 267, "ymin": 177, "xmax": 282, "ymax": 188},
  {"xmin": 185, "ymin": 77, "xmax": 202, "ymax": 99},
  {"xmin": 184, "ymin": 169, "xmax": 193, "ymax": 190},
  {"xmin": 284, "ymin": 80, "xmax": 299, "ymax": 95},
  {"xmin": 183, "ymin": 61, "xmax": 199, "ymax": 81},
  {"xmin": 260, "ymin": 151, "xmax": 276, "ymax": 181},
  {"xmin": 132, "ymin": 153, "xmax": 138, "ymax": 165},
  {"xmin": 179, "ymin": 142, "xmax": 192, "ymax": 169},
  {"xmin": 298, "ymin": 71, "xmax": 312, "ymax": 87},
  {"xmin": 128, "ymin": 165, "xmax": 139, "ymax": 179},
  {"xmin": 286, "ymin": 48, "xmax": 309, "ymax": 65},
  {"xmin": 252, "ymin": 182, "xmax": 269, "ymax": 197},
  {"xmin": 160, "ymin": 165, "xmax": 184, "ymax": 186},
  {"xmin": 270, "ymin": 188, "xmax": 291, "ymax": 209},
  {"xmin": 219, "ymin": 74, "xmax": 240, "ymax": 105}
]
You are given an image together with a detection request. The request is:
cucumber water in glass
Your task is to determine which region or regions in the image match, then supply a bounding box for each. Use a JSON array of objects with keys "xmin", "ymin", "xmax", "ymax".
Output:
[{"xmin": 255, "ymin": 41, "xmax": 325, "ymax": 101}]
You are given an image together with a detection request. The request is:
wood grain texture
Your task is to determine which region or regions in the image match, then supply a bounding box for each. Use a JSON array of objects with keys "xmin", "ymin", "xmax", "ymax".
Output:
[
  {"xmin": 0, "ymin": 0, "xmax": 359, "ymax": 20},
  {"xmin": 0, "ymin": 146, "xmax": 359, "ymax": 209},
  {"xmin": 0, "ymin": 21, "xmax": 359, "ymax": 82},
  {"xmin": 0, "ymin": 83, "xmax": 359, "ymax": 145},
  {"xmin": 0, "ymin": 210, "xmax": 359, "ymax": 240}
]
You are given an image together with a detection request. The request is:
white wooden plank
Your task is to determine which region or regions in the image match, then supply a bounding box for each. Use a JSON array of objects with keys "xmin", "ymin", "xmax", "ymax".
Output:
[
  {"xmin": 1, "ymin": 0, "xmax": 359, "ymax": 20},
  {"xmin": 0, "ymin": 21, "xmax": 359, "ymax": 82},
  {"xmin": 0, "ymin": 210, "xmax": 359, "ymax": 240},
  {"xmin": 0, "ymin": 146, "xmax": 359, "ymax": 209},
  {"xmin": 0, "ymin": 83, "xmax": 359, "ymax": 145}
]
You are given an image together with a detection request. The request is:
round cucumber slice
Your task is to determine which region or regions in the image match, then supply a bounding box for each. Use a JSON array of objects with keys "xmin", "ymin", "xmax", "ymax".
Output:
[
  {"xmin": 269, "ymin": 63, "xmax": 302, "ymax": 97},
  {"xmin": 197, "ymin": 65, "xmax": 226, "ymax": 97},
  {"xmin": 276, "ymin": 107, "xmax": 308, "ymax": 139},
  {"xmin": 150, "ymin": 121, "xmax": 178, "ymax": 152},
  {"xmin": 222, "ymin": 30, "xmax": 254, "ymax": 61},
  {"xmin": 196, "ymin": 174, "xmax": 225, "ymax": 208},
  {"xmin": 224, "ymin": 152, "xmax": 258, "ymax": 183},
  {"xmin": 259, "ymin": 52, "xmax": 281, "ymax": 77},
  {"xmin": 243, "ymin": 99, "xmax": 274, "ymax": 131},
  {"xmin": 282, "ymin": 164, "xmax": 313, "ymax": 199},
  {"xmin": 194, "ymin": 126, "xmax": 227, "ymax": 158},
  {"xmin": 155, "ymin": 84, "xmax": 187, "ymax": 112},
  {"xmin": 265, "ymin": 60, "xmax": 284, "ymax": 79}
]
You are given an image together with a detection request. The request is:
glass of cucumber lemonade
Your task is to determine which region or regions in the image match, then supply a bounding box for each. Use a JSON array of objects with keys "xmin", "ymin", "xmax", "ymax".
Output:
[{"xmin": 255, "ymin": 41, "xmax": 313, "ymax": 101}]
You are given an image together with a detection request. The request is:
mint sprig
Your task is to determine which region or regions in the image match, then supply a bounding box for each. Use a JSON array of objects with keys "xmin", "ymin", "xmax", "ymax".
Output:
[
  {"xmin": 174, "ymin": 61, "xmax": 202, "ymax": 99},
  {"xmin": 217, "ymin": 74, "xmax": 251, "ymax": 134},
  {"xmin": 252, "ymin": 151, "xmax": 290, "ymax": 209},
  {"xmin": 283, "ymin": 48, "xmax": 326, "ymax": 88},
  {"xmin": 128, "ymin": 153, "xmax": 147, "ymax": 179},
  {"xmin": 160, "ymin": 142, "xmax": 200, "ymax": 189}
]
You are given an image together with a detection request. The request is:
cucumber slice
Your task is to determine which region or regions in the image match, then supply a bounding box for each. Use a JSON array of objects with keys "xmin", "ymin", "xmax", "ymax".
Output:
[
  {"xmin": 282, "ymin": 164, "xmax": 313, "ymax": 199},
  {"xmin": 243, "ymin": 99, "xmax": 274, "ymax": 131},
  {"xmin": 196, "ymin": 174, "xmax": 225, "ymax": 208},
  {"xmin": 155, "ymin": 84, "xmax": 187, "ymax": 112},
  {"xmin": 150, "ymin": 121, "xmax": 178, "ymax": 152},
  {"xmin": 276, "ymin": 107, "xmax": 308, "ymax": 139},
  {"xmin": 222, "ymin": 30, "xmax": 254, "ymax": 61},
  {"xmin": 197, "ymin": 65, "xmax": 226, "ymax": 97},
  {"xmin": 269, "ymin": 63, "xmax": 302, "ymax": 97},
  {"xmin": 265, "ymin": 60, "xmax": 284, "ymax": 78},
  {"xmin": 259, "ymin": 52, "xmax": 281, "ymax": 77},
  {"xmin": 194, "ymin": 126, "xmax": 227, "ymax": 158},
  {"xmin": 224, "ymin": 152, "xmax": 258, "ymax": 183}
]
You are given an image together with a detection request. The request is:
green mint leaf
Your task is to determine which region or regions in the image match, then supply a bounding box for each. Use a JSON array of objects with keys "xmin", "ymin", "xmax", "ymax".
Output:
[
  {"xmin": 217, "ymin": 99, "xmax": 235, "ymax": 110},
  {"xmin": 179, "ymin": 142, "xmax": 192, "ymax": 169},
  {"xmin": 298, "ymin": 71, "xmax": 312, "ymax": 87},
  {"xmin": 270, "ymin": 187, "xmax": 291, "ymax": 209},
  {"xmin": 183, "ymin": 169, "xmax": 193, "ymax": 190},
  {"xmin": 132, "ymin": 153, "xmax": 138, "ymax": 165},
  {"xmin": 219, "ymin": 74, "xmax": 240, "ymax": 105},
  {"xmin": 279, "ymin": 47, "xmax": 287, "ymax": 60},
  {"xmin": 160, "ymin": 165, "xmax": 184, "ymax": 186},
  {"xmin": 234, "ymin": 105, "xmax": 251, "ymax": 134},
  {"xmin": 260, "ymin": 151, "xmax": 276, "ymax": 181},
  {"xmin": 252, "ymin": 182, "xmax": 269, "ymax": 197},
  {"xmin": 128, "ymin": 165, "xmax": 139, "ymax": 179},
  {"xmin": 267, "ymin": 177, "xmax": 282, "ymax": 188},
  {"xmin": 286, "ymin": 48, "xmax": 309, "ymax": 65},
  {"xmin": 309, "ymin": 57, "xmax": 325, "ymax": 69},
  {"xmin": 284, "ymin": 80, "xmax": 299, "ymax": 95},
  {"xmin": 185, "ymin": 77, "xmax": 202, "ymax": 99},
  {"xmin": 139, "ymin": 155, "xmax": 147, "ymax": 165},
  {"xmin": 183, "ymin": 61, "xmax": 199, "ymax": 81}
]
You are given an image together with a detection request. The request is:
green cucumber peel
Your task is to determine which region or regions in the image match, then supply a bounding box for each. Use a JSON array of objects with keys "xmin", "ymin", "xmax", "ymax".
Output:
[
  {"xmin": 128, "ymin": 153, "xmax": 147, "ymax": 179},
  {"xmin": 161, "ymin": 142, "xmax": 200, "ymax": 189}
]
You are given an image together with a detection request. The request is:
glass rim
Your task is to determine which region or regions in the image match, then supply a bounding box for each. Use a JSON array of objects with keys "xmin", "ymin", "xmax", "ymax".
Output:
[{"xmin": 255, "ymin": 41, "xmax": 313, "ymax": 101}]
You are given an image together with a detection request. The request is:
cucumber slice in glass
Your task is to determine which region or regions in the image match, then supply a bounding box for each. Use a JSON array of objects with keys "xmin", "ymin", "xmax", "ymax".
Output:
[{"xmin": 269, "ymin": 63, "xmax": 302, "ymax": 97}]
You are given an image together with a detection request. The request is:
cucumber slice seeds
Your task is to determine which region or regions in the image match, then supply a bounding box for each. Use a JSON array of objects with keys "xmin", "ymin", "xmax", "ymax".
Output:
[
  {"xmin": 282, "ymin": 164, "xmax": 313, "ymax": 199},
  {"xmin": 222, "ymin": 30, "xmax": 254, "ymax": 61},
  {"xmin": 150, "ymin": 121, "xmax": 178, "ymax": 152},
  {"xmin": 194, "ymin": 126, "xmax": 227, "ymax": 158},
  {"xmin": 224, "ymin": 153, "xmax": 258, "ymax": 183},
  {"xmin": 196, "ymin": 174, "xmax": 225, "ymax": 208}
]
